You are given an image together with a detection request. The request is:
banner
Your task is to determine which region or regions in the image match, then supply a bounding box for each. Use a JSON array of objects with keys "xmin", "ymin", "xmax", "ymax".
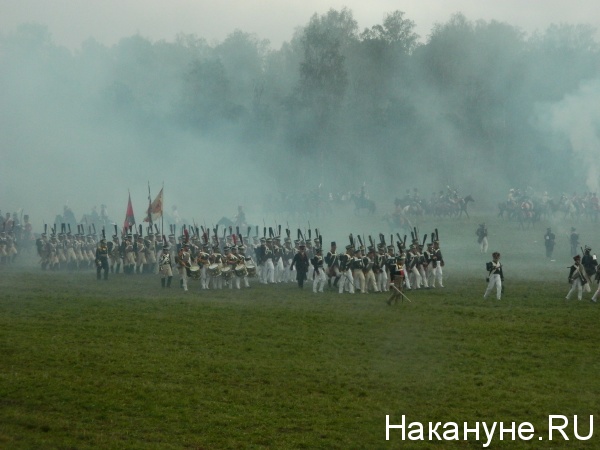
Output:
[
  {"xmin": 144, "ymin": 187, "xmax": 163, "ymax": 223},
  {"xmin": 123, "ymin": 192, "xmax": 136, "ymax": 234}
]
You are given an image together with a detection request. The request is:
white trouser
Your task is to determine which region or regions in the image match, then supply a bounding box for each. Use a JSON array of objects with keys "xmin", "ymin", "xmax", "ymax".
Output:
[
  {"xmin": 432, "ymin": 265, "xmax": 443, "ymax": 287},
  {"xmin": 484, "ymin": 274, "xmax": 502, "ymax": 299},
  {"xmin": 339, "ymin": 269, "xmax": 354, "ymax": 293},
  {"xmin": 410, "ymin": 266, "xmax": 422, "ymax": 288},
  {"xmin": 353, "ymin": 269, "xmax": 366, "ymax": 293},
  {"xmin": 365, "ymin": 270, "xmax": 379, "ymax": 293},
  {"xmin": 480, "ymin": 237, "xmax": 488, "ymax": 253},
  {"xmin": 566, "ymin": 278, "xmax": 583, "ymax": 300},
  {"xmin": 262, "ymin": 259, "xmax": 275, "ymax": 283},
  {"xmin": 313, "ymin": 269, "xmax": 327, "ymax": 292},
  {"xmin": 377, "ymin": 270, "xmax": 388, "ymax": 292}
]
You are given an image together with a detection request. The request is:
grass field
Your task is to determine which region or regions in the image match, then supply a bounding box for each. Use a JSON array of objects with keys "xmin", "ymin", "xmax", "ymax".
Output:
[{"xmin": 1, "ymin": 212, "xmax": 600, "ymax": 449}]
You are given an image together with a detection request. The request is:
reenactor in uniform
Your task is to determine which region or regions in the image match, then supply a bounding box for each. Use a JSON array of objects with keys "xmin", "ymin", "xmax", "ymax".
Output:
[
  {"xmin": 324, "ymin": 241, "xmax": 340, "ymax": 289},
  {"xmin": 36, "ymin": 230, "xmax": 49, "ymax": 270},
  {"xmin": 581, "ymin": 246, "xmax": 597, "ymax": 291},
  {"xmin": 135, "ymin": 234, "xmax": 147, "ymax": 274},
  {"xmin": 158, "ymin": 241, "xmax": 173, "ymax": 288},
  {"xmin": 352, "ymin": 246, "xmax": 366, "ymax": 294},
  {"xmin": 95, "ymin": 236, "xmax": 110, "ymax": 280},
  {"xmin": 64, "ymin": 230, "xmax": 77, "ymax": 270},
  {"xmin": 4, "ymin": 230, "xmax": 18, "ymax": 264},
  {"xmin": 364, "ymin": 246, "xmax": 379, "ymax": 293},
  {"xmin": 570, "ymin": 227, "xmax": 579, "ymax": 257},
  {"xmin": 476, "ymin": 223, "xmax": 488, "ymax": 254},
  {"xmin": 262, "ymin": 238, "xmax": 275, "ymax": 284},
  {"xmin": 290, "ymin": 242, "xmax": 310, "ymax": 289},
  {"xmin": 74, "ymin": 227, "xmax": 85, "ymax": 268},
  {"xmin": 387, "ymin": 255, "xmax": 406, "ymax": 305},
  {"xmin": 484, "ymin": 252, "xmax": 504, "ymax": 300},
  {"xmin": 177, "ymin": 242, "xmax": 192, "ymax": 292},
  {"xmin": 256, "ymin": 237, "xmax": 267, "ymax": 283},
  {"xmin": 431, "ymin": 239, "xmax": 445, "ymax": 288},
  {"xmin": 544, "ymin": 227, "xmax": 556, "ymax": 258},
  {"xmin": 273, "ymin": 236, "xmax": 285, "ymax": 283},
  {"xmin": 566, "ymin": 255, "xmax": 586, "ymax": 301},
  {"xmin": 283, "ymin": 236, "xmax": 295, "ymax": 283},
  {"xmin": 311, "ymin": 246, "xmax": 327, "ymax": 293},
  {"xmin": 407, "ymin": 244, "xmax": 423, "ymax": 289},
  {"xmin": 196, "ymin": 244, "xmax": 211, "ymax": 290},
  {"xmin": 375, "ymin": 244, "xmax": 388, "ymax": 292},
  {"xmin": 232, "ymin": 244, "xmax": 250, "ymax": 289},
  {"xmin": 123, "ymin": 235, "xmax": 136, "ymax": 274},
  {"xmin": 338, "ymin": 245, "xmax": 355, "ymax": 294},
  {"xmin": 108, "ymin": 234, "xmax": 121, "ymax": 274},
  {"xmin": 48, "ymin": 233, "xmax": 60, "ymax": 270},
  {"xmin": 145, "ymin": 231, "xmax": 157, "ymax": 274}
]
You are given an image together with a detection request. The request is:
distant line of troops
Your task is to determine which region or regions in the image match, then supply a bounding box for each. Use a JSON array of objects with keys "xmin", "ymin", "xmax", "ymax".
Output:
[
  {"xmin": 155, "ymin": 228, "xmax": 445, "ymax": 300},
  {"xmin": 33, "ymin": 223, "xmax": 446, "ymax": 298}
]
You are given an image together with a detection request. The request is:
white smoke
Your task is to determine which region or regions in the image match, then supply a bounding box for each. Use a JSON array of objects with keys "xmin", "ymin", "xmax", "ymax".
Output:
[{"xmin": 542, "ymin": 78, "xmax": 600, "ymax": 193}]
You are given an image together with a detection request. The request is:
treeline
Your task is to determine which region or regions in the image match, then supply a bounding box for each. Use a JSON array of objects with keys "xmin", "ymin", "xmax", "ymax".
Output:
[{"xmin": 1, "ymin": 9, "xmax": 599, "ymax": 194}]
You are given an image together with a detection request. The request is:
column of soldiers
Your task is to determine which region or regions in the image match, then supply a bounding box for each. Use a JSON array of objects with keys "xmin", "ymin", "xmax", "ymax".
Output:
[{"xmin": 29, "ymin": 220, "xmax": 448, "ymax": 300}]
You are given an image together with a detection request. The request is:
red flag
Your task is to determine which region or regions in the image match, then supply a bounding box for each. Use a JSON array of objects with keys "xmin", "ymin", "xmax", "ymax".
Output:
[
  {"xmin": 123, "ymin": 192, "xmax": 136, "ymax": 233},
  {"xmin": 144, "ymin": 187, "xmax": 163, "ymax": 223}
]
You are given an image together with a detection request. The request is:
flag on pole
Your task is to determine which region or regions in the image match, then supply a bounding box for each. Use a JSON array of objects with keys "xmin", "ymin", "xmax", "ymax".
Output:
[
  {"xmin": 123, "ymin": 191, "xmax": 136, "ymax": 233},
  {"xmin": 144, "ymin": 187, "xmax": 163, "ymax": 223}
]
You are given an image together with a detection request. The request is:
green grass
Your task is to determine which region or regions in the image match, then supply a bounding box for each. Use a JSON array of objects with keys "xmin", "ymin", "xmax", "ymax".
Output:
[
  {"xmin": 1, "ymin": 268, "xmax": 599, "ymax": 449},
  {"xmin": 2, "ymin": 212, "xmax": 600, "ymax": 448}
]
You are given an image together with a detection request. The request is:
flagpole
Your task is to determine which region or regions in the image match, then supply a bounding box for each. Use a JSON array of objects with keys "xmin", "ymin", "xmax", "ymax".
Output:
[
  {"xmin": 147, "ymin": 181, "xmax": 152, "ymax": 230},
  {"xmin": 161, "ymin": 181, "xmax": 164, "ymax": 238}
]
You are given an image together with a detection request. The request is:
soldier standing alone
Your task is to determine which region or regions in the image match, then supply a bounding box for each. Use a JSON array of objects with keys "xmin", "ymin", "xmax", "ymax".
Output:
[{"xmin": 544, "ymin": 228, "xmax": 556, "ymax": 258}]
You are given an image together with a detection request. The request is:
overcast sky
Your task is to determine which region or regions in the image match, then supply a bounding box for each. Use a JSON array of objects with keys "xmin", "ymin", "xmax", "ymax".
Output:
[{"xmin": 1, "ymin": 0, "xmax": 599, "ymax": 49}]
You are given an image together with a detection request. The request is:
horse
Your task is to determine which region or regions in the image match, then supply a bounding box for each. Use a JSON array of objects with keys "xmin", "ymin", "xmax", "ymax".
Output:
[
  {"xmin": 382, "ymin": 211, "xmax": 413, "ymax": 233},
  {"xmin": 351, "ymin": 194, "xmax": 376, "ymax": 215}
]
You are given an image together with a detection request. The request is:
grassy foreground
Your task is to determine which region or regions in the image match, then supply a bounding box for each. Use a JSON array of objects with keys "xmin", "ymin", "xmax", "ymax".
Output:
[{"xmin": 1, "ymin": 265, "xmax": 599, "ymax": 450}]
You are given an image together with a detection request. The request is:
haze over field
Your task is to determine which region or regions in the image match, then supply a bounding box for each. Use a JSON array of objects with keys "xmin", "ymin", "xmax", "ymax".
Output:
[{"xmin": 1, "ymin": 1, "xmax": 600, "ymax": 234}]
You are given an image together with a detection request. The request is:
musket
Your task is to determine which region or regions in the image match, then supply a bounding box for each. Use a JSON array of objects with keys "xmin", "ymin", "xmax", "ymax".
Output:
[{"xmin": 389, "ymin": 283, "xmax": 412, "ymax": 302}]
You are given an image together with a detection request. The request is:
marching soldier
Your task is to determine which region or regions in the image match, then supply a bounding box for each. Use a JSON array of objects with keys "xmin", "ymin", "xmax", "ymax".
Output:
[
  {"xmin": 364, "ymin": 246, "xmax": 379, "ymax": 293},
  {"xmin": 135, "ymin": 235, "xmax": 147, "ymax": 274},
  {"xmin": 375, "ymin": 244, "xmax": 388, "ymax": 292},
  {"xmin": 196, "ymin": 244, "xmax": 211, "ymax": 290},
  {"xmin": 483, "ymin": 252, "xmax": 504, "ymax": 300},
  {"xmin": 262, "ymin": 238, "xmax": 275, "ymax": 284},
  {"xmin": 290, "ymin": 242, "xmax": 310, "ymax": 289},
  {"xmin": 324, "ymin": 241, "xmax": 340, "ymax": 289},
  {"xmin": 431, "ymin": 239, "xmax": 444, "ymax": 288},
  {"xmin": 566, "ymin": 255, "xmax": 587, "ymax": 301},
  {"xmin": 108, "ymin": 234, "xmax": 121, "ymax": 273},
  {"xmin": 311, "ymin": 247, "xmax": 327, "ymax": 293},
  {"xmin": 352, "ymin": 246, "xmax": 366, "ymax": 294},
  {"xmin": 95, "ymin": 237, "xmax": 110, "ymax": 281},
  {"xmin": 386, "ymin": 255, "xmax": 406, "ymax": 305},
  {"xmin": 338, "ymin": 245, "xmax": 355, "ymax": 294},
  {"xmin": 581, "ymin": 246, "xmax": 597, "ymax": 286},
  {"xmin": 407, "ymin": 244, "xmax": 423, "ymax": 289},
  {"xmin": 145, "ymin": 231, "xmax": 157, "ymax": 274},
  {"xmin": 177, "ymin": 242, "xmax": 192, "ymax": 292},
  {"xmin": 158, "ymin": 241, "xmax": 173, "ymax": 288},
  {"xmin": 36, "ymin": 230, "xmax": 49, "ymax": 270}
]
